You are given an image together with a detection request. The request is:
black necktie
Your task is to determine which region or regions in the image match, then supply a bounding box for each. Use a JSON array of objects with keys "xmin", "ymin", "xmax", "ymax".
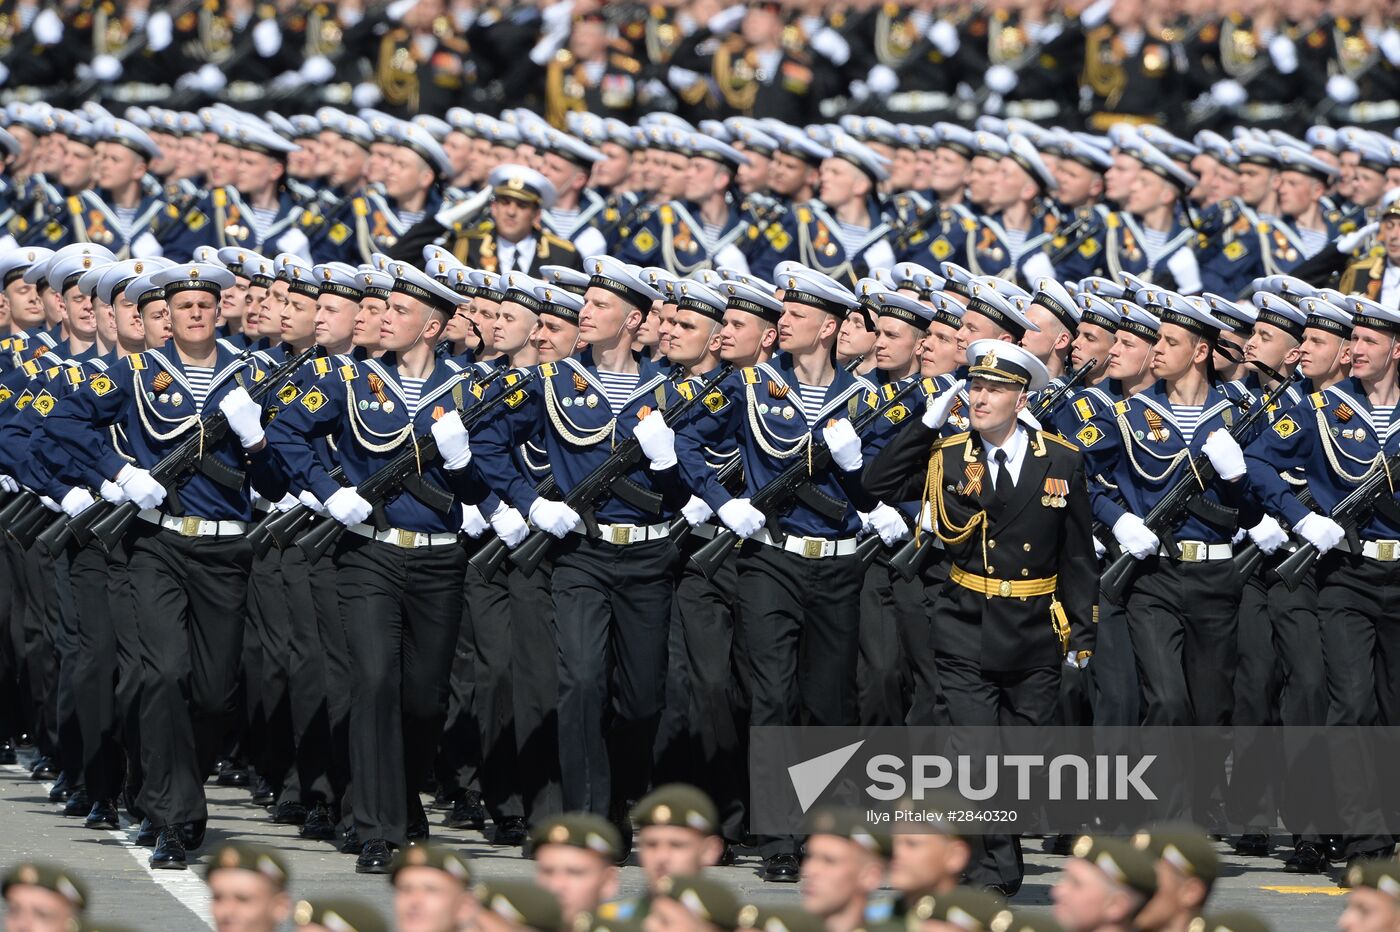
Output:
[{"xmin": 993, "ymin": 449, "xmax": 1013, "ymax": 505}]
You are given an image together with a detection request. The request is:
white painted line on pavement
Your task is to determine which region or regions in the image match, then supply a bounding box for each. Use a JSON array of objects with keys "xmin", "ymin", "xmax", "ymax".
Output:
[{"xmin": 3, "ymin": 764, "xmax": 214, "ymax": 929}]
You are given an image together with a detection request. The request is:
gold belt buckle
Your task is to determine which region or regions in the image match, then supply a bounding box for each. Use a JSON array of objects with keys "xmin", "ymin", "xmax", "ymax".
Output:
[
  {"xmin": 997, "ymin": 579, "xmax": 1012, "ymax": 597},
  {"xmin": 611, "ymin": 525, "xmax": 633, "ymax": 545},
  {"xmin": 397, "ymin": 529, "xmax": 418, "ymax": 548},
  {"xmin": 1380, "ymin": 541, "xmax": 1397, "ymax": 562},
  {"xmin": 1180, "ymin": 541, "xmax": 1200, "ymax": 562},
  {"xmin": 181, "ymin": 516, "xmax": 202, "ymax": 537},
  {"xmin": 802, "ymin": 538, "xmax": 825, "ymax": 559}
]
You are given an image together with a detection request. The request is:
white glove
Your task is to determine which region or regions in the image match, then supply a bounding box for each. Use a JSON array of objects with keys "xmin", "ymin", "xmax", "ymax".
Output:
[
  {"xmin": 681, "ymin": 495, "xmax": 714, "ymax": 526},
  {"xmin": 116, "ymin": 464, "xmax": 166, "ymax": 510},
  {"xmin": 252, "ymin": 17, "xmax": 282, "ymax": 57},
  {"xmin": 219, "ymin": 386, "xmax": 266, "ymax": 449},
  {"xmin": 0, "ymin": 475, "xmax": 17, "ymax": 494},
  {"xmin": 325, "ymin": 486, "xmax": 373, "ymax": 527},
  {"xmin": 269, "ymin": 493, "xmax": 298, "ymax": 512},
  {"xmin": 296, "ymin": 55, "xmax": 334, "ymax": 84},
  {"xmin": 1247, "ymin": 515, "xmax": 1288, "ymax": 554},
  {"xmin": 865, "ymin": 64, "xmax": 899, "ymax": 96},
  {"xmin": 667, "ymin": 66, "xmax": 702, "ymax": 92},
  {"xmin": 1112, "ymin": 513, "xmax": 1160, "ymax": 560},
  {"xmin": 431, "ymin": 409, "xmax": 472, "ymax": 470},
  {"xmin": 385, "ymin": 0, "xmax": 419, "ymax": 21},
  {"xmin": 352, "ymin": 82, "xmax": 383, "ymax": 109},
  {"xmin": 60, "ymin": 488, "xmax": 94, "ymax": 518},
  {"xmin": 39, "ymin": 495, "xmax": 60, "ymax": 513},
  {"xmin": 196, "ymin": 62, "xmax": 227, "ymax": 93},
  {"xmin": 928, "ymin": 19, "xmax": 959, "ymax": 57},
  {"xmin": 1165, "ymin": 246, "xmax": 1202, "ymax": 294},
  {"xmin": 809, "ymin": 27, "xmax": 850, "ymax": 66},
  {"xmin": 91, "ymin": 54, "xmax": 123, "ymax": 82},
  {"xmin": 849, "ymin": 80, "xmax": 870, "ymax": 102},
  {"xmin": 866, "ymin": 503, "xmax": 910, "ymax": 546},
  {"xmin": 1021, "ymin": 250, "xmax": 1056, "ymax": 284},
  {"xmin": 923, "ymin": 379, "xmax": 966, "ymax": 429},
  {"xmin": 1337, "ymin": 222, "xmax": 1378, "ymax": 254},
  {"xmin": 985, "ymin": 64, "xmax": 1018, "ymax": 95},
  {"xmin": 435, "ymin": 187, "xmax": 492, "ymax": 230},
  {"xmin": 276, "ymin": 228, "xmax": 311, "ymax": 261},
  {"xmin": 146, "ymin": 10, "xmax": 173, "ymax": 51},
  {"xmin": 270, "ymin": 70, "xmax": 307, "ymax": 93},
  {"xmin": 99, "ymin": 480, "xmax": 125, "ymax": 503},
  {"xmin": 1268, "ymin": 34, "xmax": 1298, "ymax": 73},
  {"xmin": 1380, "ymin": 27, "xmax": 1400, "ymax": 66},
  {"xmin": 1094, "ymin": 534, "xmax": 1106, "ymax": 559},
  {"xmin": 130, "ymin": 232, "xmax": 164, "ymax": 259},
  {"xmin": 822, "ymin": 420, "xmax": 863, "ymax": 472},
  {"xmin": 1202, "ymin": 429, "xmax": 1246, "ymax": 480},
  {"xmin": 983, "ymin": 92, "xmax": 1004, "ymax": 115},
  {"xmin": 634, "ymin": 411, "xmax": 677, "ymax": 470},
  {"xmin": 32, "ymin": 8, "xmax": 63, "ymax": 44},
  {"xmin": 529, "ymin": 498, "xmax": 580, "ymax": 538},
  {"xmin": 1293, "ymin": 513, "xmax": 1345, "ymax": 554},
  {"xmin": 1327, "ymin": 74, "xmax": 1360, "ymax": 104},
  {"xmin": 1210, "ymin": 79, "xmax": 1248, "ymax": 108},
  {"xmin": 1079, "ymin": 0, "xmax": 1113, "ymax": 28},
  {"xmin": 707, "ymin": 4, "xmax": 747, "ymax": 35},
  {"xmin": 460, "ymin": 504, "xmax": 489, "ymax": 538},
  {"xmin": 489, "ymin": 502, "xmax": 529, "ymax": 548},
  {"xmin": 297, "ymin": 490, "xmax": 327, "ymax": 516},
  {"xmin": 717, "ymin": 498, "xmax": 765, "ymax": 539}
]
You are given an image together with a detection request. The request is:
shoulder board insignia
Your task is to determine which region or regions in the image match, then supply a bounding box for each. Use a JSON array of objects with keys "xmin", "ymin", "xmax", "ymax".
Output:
[
  {"xmin": 1076, "ymin": 423, "xmax": 1104, "ymax": 447},
  {"xmin": 213, "ymin": 188, "xmax": 228, "ymax": 208},
  {"xmin": 353, "ymin": 197, "xmax": 369, "ymax": 217},
  {"xmin": 960, "ymin": 216, "xmax": 977, "ymax": 232},
  {"xmin": 1309, "ymin": 391, "xmax": 1328, "ymax": 409},
  {"xmin": 1041, "ymin": 431, "xmax": 1076, "ymax": 450},
  {"xmin": 66, "ymin": 195, "xmax": 81, "ymax": 214},
  {"xmin": 540, "ymin": 362, "xmax": 558, "ymax": 378},
  {"xmin": 742, "ymin": 367, "xmax": 760, "ymax": 385},
  {"xmin": 505, "ymin": 388, "xmax": 528, "ymax": 408},
  {"xmin": 921, "ymin": 377, "xmax": 937, "ymax": 394},
  {"xmin": 1256, "ymin": 221, "xmax": 1271, "ymax": 234},
  {"xmin": 1113, "ymin": 400, "xmax": 1129, "ymax": 416},
  {"xmin": 659, "ymin": 205, "xmax": 674, "ymax": 225},
  {"xmin": 702, "ymin": 389, "xmax": 728, "ymax": 413},
  {"xmin": 504, "ymin": 372, "xmax": 521, "ymax": 386},
  {"xmin": 884, "ymin": 403, "xmax": 909, "ymax": 424},
  {"xmin": 933, "ymin": 431, "xmax": 971, "ymax": 450},
  {"xmin": 676, "ymin": 382, "xmax": 695, "ymax": 401},
  {"xmin": 129, "ymin": 354, "xmax": 146, "ymax": 371},
  {"xmin": 339, "ymin": 364, "xmax": 357, "ymax": 383},
  {"xmin": 1106, "ymin": 213, "xmax": 1121, "ymax": 229},
  {"xmin": 21, "ymin": 360, "xmax": 38, "ymax": 377},
  {"xmin": 300, "ymin": 388, "xmax": 327, "ymax": 412},
  {"xmin": 166, "ymin": 204, "xmax": 180, "ymax": 218},
  {"xmin": 65, "ymin": 367, "xmax": 85, "ymax": 385},
  {"xmin": 32, "ymin": 391, "xmax": 54, "ymax": 416},
  {"xmin": 470, "ymin": 382, "xmax": 485, "ymax": 399},
  {"xmin": 881, "ymin": 383, "xmax": 898, "ymax": 401},
  {"xmin": 1272, "ymin": 415, "xmax": 1298, "ymax": 438},
  {"xmin": 863, "ymin": 391, "xmax": 879, "ymax": 409},
  {"xmin": 251, "ymin": 368, "xmax": 266, "ymax": 383},
  {"xmin": 313, "ymin": 357, "xmax": 332, "ymax": 376},
  {"xmin": 44, "ymin": 367, "xmax": 58, "ymax": 379},
  {"xmin": 89, "ymin": 375, "xmax": 115, "ymax": 396},
  {"xmin": 277, "ymin": 383, "xmax": 300, "ymax": 404},
  {"xmin": 13, "ymin": 389, "xmax": 33, "ymax": 410},
  {"xmin": 798, "ymin": 207, "xmax": 813, "ymax": 224},
  {"xmin": 1073, "ymin": 396, "xmax": 1095, "ymax": 422}
]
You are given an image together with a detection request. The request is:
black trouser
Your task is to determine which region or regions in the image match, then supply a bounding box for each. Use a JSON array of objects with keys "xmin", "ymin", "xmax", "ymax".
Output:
[
  {"xmin": 653, "ymin": 593, "xmax": 693, "ymax": 786},
  {"xmin": 434, "ymin": 573, "xmax": 481, "ymax": 805},
  {"xmin": 1318, "ymin": 551, "xmax": 1400, "ymax": 858},
  {"xmin": 250, "ymin": 548, "xmax": 297, "ymax": 804},
  {"xmin": 509, "ymin": 556, "xmax": 562, "ymax": 823},
  {"xmin": 0, "ymin": 537, "xmax": 20, "ymax": 743},
  {"xmin": 462, "ymin": 552, "xmax": 520, "ymax": 821},
  {"xmin": 911, "ymin": 549, "xmax": 950, "ymax": 726},
  {"xmin": 552, "ymin": 534, "xmax": 675, "ymax": 816},
  {"xmin": 938, "ymin": 651, "xmax": 1060, "ymax": 893},
  {"xmin": 129, "ymin": 525, "xmax": 252, "ymax": 827},
  {"xmin": 856, "ymin": 557, "xmax": 918, "ymax": 726},
  {"xmin": 106, "ymin": 535, "xmax": 144, "ymax": 815},
  {"xmin": 1089, "ymin": 587, "xmax": 1140, "ymax": 725},
  {"xmin": 336, "ymin": 535, "xmax": 465, "ymax": 846},
  {"xmin": 281, "ymin": 546, "xmax": 336, "ymax": 808},
  {"xmin": 51, "ymin": 543, "xmax": 83, "ymax": 787},
  {"xmin": 1229, "ymin": 559, "xmax": 1291, "ymax": 835},
  {"xmin": 738, "ymin": 542, "xmax": 863, "ymax": 857},
  {"xmin": 674, "ymin": 533, "xmax": 748, "ymax": 843},
  {"xmin": 20, "ymin": 544, "xmax": 63, "ymax": 761},
  {"xmin": 68, "ymin": 539, "xmax": 125, "ymax": 801}
]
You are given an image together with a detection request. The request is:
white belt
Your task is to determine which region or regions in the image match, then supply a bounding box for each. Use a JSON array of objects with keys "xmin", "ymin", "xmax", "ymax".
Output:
[
  {"xmin": 1004, "ymin": 99, "xmax": 1060, "ymax": 120},
  {"xmin": 347, "ymin": 523, "xmax": 459, "ymax": 549},
  {"xmin": 1342, "ymin": 100, "xmax": 1400, "ymax": 123},
  {"xmin": 1239, "ymin": 102, "xmax": 1291, "ymax": 120},
  {"xmin": 574, "ymin": 521, "xmax": 670, "ymax": 545},
  {"xmin": 887, "ymin": 90, "xmax": 954, "ymax": 113},
  {"xmin": 753, "ymin": 527, "xmax": 859, "ymax": 559},
  {"xmin": 1161, "ymin": 540, "xmax": 1233, "ymax": 562},
  {"xmin": 1361, "ymin": 540, "xmax": 1400, "ymax": 562},
  {"xmin": 138, "ymin": 509, "xmax": 248, "ymax": 538}
]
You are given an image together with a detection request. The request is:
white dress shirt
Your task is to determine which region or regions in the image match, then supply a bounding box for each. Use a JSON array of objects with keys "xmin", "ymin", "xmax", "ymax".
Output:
[
  {"xmin": 1382, "ymin": 262, "xmax": 1400, "ymax": 309},
  {"xmin": 498, "ymin": 235, "xmax": 537, "ymax": 275},
  {"xmin": 983, "ymin": 425, "xmax": 1029, "ymax": 487}
]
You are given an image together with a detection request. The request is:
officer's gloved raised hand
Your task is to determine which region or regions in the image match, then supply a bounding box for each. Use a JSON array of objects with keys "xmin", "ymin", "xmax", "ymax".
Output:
[
  {"xmin": 923, "ymin": 379, "xmax": 966, "ymax": 429},
  {"xmin": 1202, "ymin": 430, "xmax": 1246, "ymax": 480},
  {"xmin": 489, "ymin": 502, "xmax": 529, "ymax": 548},
  {"xmin": 822, "ymin": 420, "xmax": 864, "ymax": 472},
  {"xmin": 460, "ymin": 504, "xmax": 489, "ymax": 539},
  {"xmin": 865, "ymin": 503, "xmax": 909, "ymax": 545},
  {"xmin": 634, "ymin": 411, "xmax": 677, "ymax": 470},
  {"xmin": 1247, "ymin": 515, "xmax": 1288, "ymax": 554},
  {"xmin": 1293, "ymin": 512, "xmax": 1345, "ymax": 554},
  {"xmin": 325, "ymin": 486, "xmax": 373, "ymax": 528},
  {"xmin": 431, "ymin": 410, "xmax": 472, "ymax": 470},
  {"xmin": 681, "ymin": 495, "xmax": 714, "ymax": 526},
  {"xmin": 219, "ymin": 387, "xmax": 266, "ymax": 449},
  {"xmin": 529, "ymin": 498, "xmax": 580, "ymax": 539},
  {"xmin": 1112, "ymin": 512, "xmax": 1160, "ymax": 560},
  {"xmin": 116, "ymin": 464, "xmax": 166, "ymax": 511},
  {"xmin": 1336, "ymin": 222, "xmax": 1377, "ymax": 254},
  {"xmin": 717, "ymin": 498, "xmax": 765, "ymax": 539}
]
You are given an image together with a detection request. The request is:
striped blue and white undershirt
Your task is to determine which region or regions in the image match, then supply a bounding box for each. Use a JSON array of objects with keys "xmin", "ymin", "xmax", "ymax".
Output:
[
  {"xmin": 797, "ymin": 382, "xmax": 828, "ymax": 428},
  {"xmin": 1374, "ymin": 405, "xmax": 1394, "ymax": 441},
  {"xmin": 401, "ymin": 376, "xmax": 426, "ymax": 418},
  {"xmin": 596, "ymin": 369, "xmax": 640, "ymax": 415},
  {"xmin": 185, "ymin": 366, "xmax": 215, "ymax": 412},
  {"xmin": 1171, "ymin": 403, "xmax": 1203, "ymax": 447}
]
